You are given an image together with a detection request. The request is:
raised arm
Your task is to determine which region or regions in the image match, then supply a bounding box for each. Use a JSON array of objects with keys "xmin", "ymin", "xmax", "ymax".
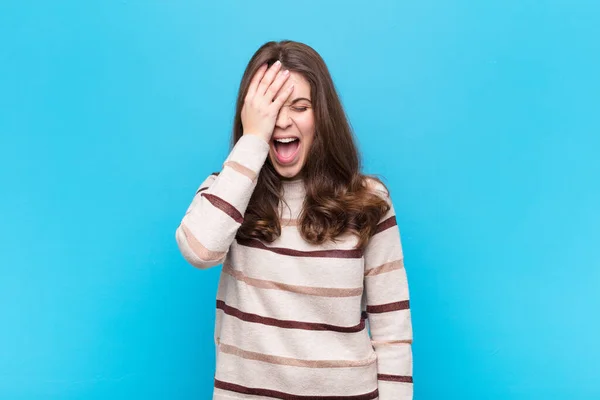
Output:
[
  {"xmin": 175, "ymin": 134, "xmax": 270, "ymax": 269},
  {"xmin": 176, "ymin": 59, "xmax": 295, "ymax": 269}
]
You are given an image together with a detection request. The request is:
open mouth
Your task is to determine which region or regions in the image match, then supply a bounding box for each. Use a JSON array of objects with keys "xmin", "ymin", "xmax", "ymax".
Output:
[{"xmin": 273, "ymin": 137, "xmax": 301, "ymax": 164}]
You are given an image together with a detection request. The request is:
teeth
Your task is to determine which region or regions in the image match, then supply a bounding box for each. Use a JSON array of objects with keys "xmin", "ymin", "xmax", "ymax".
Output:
[{"xmin": 274, "ymin": 137, "xmax": 298, "ymax": 143}]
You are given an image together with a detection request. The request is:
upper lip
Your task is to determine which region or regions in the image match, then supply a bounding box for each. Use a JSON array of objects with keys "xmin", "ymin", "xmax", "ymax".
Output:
[{"xmin": 272, "ymin": 135, "xmax": 300, "ymax": 141}]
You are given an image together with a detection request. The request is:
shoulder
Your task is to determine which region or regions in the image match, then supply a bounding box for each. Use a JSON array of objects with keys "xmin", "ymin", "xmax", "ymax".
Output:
[{"xmin": 363, "ymin": 175, "xmax": 390, "ymax": 199}]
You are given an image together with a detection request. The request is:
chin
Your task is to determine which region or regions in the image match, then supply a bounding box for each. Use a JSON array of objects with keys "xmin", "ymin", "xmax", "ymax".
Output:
[
  {"xmin": 275, "ymin": 168, "xmax": 301, "ymax": 180},
  {"xmin": 269, "ymin": 154, "xmax": 304, "ymax": 179}
]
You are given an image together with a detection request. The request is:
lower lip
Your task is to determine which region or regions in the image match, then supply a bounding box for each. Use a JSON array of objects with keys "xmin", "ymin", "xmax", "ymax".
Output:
[{"xmin": 273, "ymin": 141, "xmax": 301, "ymax": 165}]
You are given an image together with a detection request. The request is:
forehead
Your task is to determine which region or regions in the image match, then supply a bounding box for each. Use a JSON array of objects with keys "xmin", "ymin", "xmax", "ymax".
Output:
[{"xmin": 280, "ymin": 71, "xmax": 311, "ymax": 100}]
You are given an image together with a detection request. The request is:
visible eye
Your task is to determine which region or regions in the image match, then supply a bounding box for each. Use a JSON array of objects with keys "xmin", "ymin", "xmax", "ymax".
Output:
[{"xmin": 291, "ymin": 106, "xmax": 309, "ymax": 112}]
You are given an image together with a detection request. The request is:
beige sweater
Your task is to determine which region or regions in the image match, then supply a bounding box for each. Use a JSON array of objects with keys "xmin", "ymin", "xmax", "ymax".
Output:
[{"xmin": 175, "ymin": 134, "xmax": 413, "ymax": 399}]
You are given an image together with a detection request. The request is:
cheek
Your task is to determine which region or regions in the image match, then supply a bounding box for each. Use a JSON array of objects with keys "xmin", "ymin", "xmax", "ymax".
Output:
[
  {"xmin": 301, "ymin": 132, "xmax": 315, "ymax": 154},
  {"xmin": 297, "ymin": 115, "xmax": 315, "ymax": 143}
]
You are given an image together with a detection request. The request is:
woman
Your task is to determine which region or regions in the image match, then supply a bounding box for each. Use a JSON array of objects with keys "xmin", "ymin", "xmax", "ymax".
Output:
[{"xmin": 176, "ymin": 40, "xmax": 413, "ymax": 400}]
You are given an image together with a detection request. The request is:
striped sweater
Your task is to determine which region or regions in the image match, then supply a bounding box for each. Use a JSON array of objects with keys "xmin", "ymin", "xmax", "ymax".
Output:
[{"xmin": 175, "ymin": 134, "xmax": 413, "ymax": 399}]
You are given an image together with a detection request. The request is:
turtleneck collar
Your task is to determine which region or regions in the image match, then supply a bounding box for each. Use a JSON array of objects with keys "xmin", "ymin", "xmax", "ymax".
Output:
[{"xmin": 280, "ymin": 177, "xmax": 306, "ymax": 200}]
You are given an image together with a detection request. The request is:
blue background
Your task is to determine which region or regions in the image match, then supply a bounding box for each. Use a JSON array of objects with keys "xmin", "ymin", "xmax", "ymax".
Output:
[{"xmin": 1, "ymin": 1, "xmax": 599, "ymax": 399}]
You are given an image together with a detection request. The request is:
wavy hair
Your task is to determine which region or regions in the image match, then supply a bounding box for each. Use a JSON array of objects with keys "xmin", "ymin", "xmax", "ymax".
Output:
[{"xmin": 232, "ymin": 40, "xmax": 391, "ymax": 251}]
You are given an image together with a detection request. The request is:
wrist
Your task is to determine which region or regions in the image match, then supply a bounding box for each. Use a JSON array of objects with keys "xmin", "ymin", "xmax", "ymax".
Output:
[{"xmin": 243, "ymin": 132, "xmax": 270, "ymax": 144}]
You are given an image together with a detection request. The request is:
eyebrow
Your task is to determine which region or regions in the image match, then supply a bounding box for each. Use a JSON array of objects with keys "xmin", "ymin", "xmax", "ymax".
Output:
[{"xmin": 289, "ymin": 97, "xmax": 311, "ymax": 104}]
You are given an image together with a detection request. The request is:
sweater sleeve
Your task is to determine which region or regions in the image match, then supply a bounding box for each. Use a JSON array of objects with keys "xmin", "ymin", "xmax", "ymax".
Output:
[
  {"xmin": 363, "ymin": 180, "xmax": 414, "ymax": 399},
  {"xmin": 175, "ymin": 134, "xmax": 270, "ymax": 269}
]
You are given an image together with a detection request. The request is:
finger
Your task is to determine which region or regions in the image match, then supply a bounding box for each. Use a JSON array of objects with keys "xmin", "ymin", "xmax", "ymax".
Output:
[
  {"xmin": 257, "ymin": 60, "xmax": 282, "ymax": 97},
  {"xmin": 272, "ymin": 83, "xmax": 294, "ymax": 108},
  {"xmin": 265, "ymin": 69, "xmax": 291, "ymax": 102},
  {"xmin": 246, "ymin": 63, "xmax": 268, "ymax": 100}
]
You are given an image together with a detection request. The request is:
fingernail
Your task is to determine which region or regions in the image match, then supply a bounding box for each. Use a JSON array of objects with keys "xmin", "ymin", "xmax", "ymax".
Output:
[{"xmin": 274, "ymin": 60, "xmax": 281, "ymax": 67}]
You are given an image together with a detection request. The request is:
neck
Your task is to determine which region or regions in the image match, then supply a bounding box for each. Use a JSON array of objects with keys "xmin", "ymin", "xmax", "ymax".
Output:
[{"xmin": 281, "ymin": 176, "xmax": 306, "ymax": 201}]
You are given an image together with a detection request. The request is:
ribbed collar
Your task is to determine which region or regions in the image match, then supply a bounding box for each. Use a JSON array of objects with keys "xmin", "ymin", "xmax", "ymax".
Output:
[{"xmin": 281, "ymin": 177, "xmax": 306, "ymax": 200}]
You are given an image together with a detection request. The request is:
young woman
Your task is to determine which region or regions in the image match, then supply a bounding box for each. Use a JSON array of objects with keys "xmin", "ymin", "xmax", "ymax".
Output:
[{"xmin": 176, "ymin": 40, "xmax": 413, "ymax": 400}]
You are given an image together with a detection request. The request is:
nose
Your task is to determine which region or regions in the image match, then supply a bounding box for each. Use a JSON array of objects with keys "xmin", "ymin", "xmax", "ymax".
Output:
[{"xmin": 275, "ymin": 105, "xmax": 293, "ymax": 130}]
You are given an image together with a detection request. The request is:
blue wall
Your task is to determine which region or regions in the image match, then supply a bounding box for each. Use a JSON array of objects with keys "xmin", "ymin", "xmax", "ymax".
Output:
[{"xmin": 1, "ymin": 1, "xmax": 598, "ymax": 399}]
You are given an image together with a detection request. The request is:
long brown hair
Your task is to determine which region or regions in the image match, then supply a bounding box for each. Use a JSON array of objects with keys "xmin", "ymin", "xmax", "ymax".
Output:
[{"xmin": 232, "ymin": 40, "xmax": 391, "ymax": 251}]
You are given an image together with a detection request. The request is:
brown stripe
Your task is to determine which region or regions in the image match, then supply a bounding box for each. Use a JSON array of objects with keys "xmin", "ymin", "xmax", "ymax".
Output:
[
  {"xmin": 201, "ymin": 193, "xmax": 243, "ymax": 224},
  {"xmin": 367, "ymin": 300, "xmax": 410, "ymax": 314},
  {"xmin": 374, "ymin": 215, "xmax": 397, "ymax": 234},
  {"xmin": 223, "ymin": 160, "xmax": 258, "ymax": 181},
  {"xmin": 377, "ymin": 373, "xmax": 413, "ymax": 383},
  {"xmin": 216, "ymin": 300, "xmax": 368, "ymax": 333},
  {"xmin": 195, "ymin": 187, "xmax": 209, "ymax": 194},
  {"xmin": 364, "ymin": 259, "xmax": 404, "ymax": 277},
  {"xmin": 281, "ymin": 218, "xmax": 299, "ymax": 226},
  {"xmin": 222, "ymin": 263, "xmax": 363, "ymax": 297},
  {"xmin": 371, "ymin": 339, "xmax": 412, "ymax": 346},
  {"xmin": 236, "ymin": 238, "xmax": 363, "ymax": 258},
  {"xmin": 180, "ymin": 223, "xmax": 227, "ymax": 261},
  {"xmin": 215, "ymin": 379, "xmax": 379, "ymax": 400},
  {"xmin": 218, "ymin": 342, "xmax": 377, "ymax": 368},
  {"xmin": 211, "ymin": 172, "xmax": 220, "ymax": 176}
]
